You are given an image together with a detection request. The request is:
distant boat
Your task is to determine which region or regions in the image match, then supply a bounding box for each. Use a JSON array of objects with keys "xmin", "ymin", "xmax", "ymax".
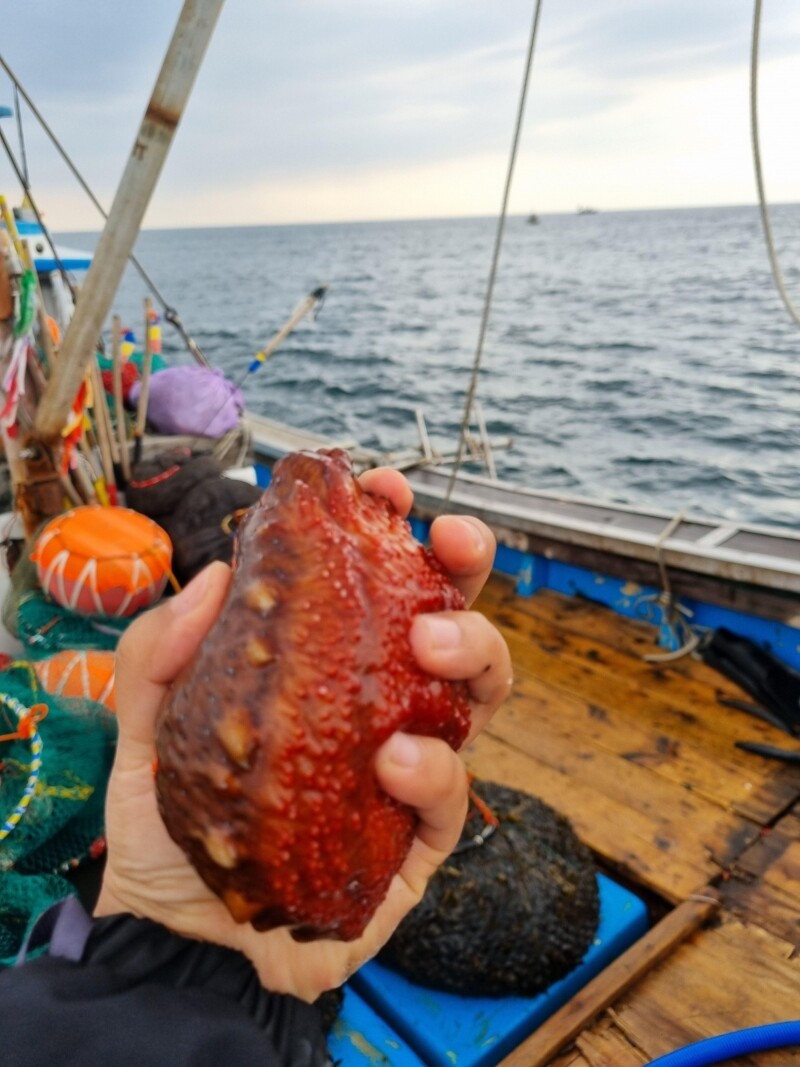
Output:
[
  {"xmin": 13, "ymin": 203, "xmax": 92, "ymax": 274},
  {"xmin": 577, "ymin": 205, "xmax": 598, "ymax": 215},
  {"xmin": 526, "ymin": 213, "xmax": 539, "ymax": 224}
]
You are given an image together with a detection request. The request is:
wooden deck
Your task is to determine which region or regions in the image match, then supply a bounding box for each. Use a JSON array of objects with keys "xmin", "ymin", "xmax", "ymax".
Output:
[{"xmin": 467, "ymin": 574, "xmax": 800, "ymax": 1066}]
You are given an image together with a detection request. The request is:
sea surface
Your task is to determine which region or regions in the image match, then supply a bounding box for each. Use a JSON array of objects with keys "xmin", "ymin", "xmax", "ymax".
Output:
[{"xmin": 68, "ymin": 205, "xmax": 800, "ymax": 528}]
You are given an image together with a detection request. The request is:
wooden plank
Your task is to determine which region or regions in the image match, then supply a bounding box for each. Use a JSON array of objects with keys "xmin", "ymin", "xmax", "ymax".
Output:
[
  {"xmin": 732, "ymin": 811, "xmax": 800, "ymax": 881},
  {"xmin": 464, "ymin": 732, "xmax": 715, "ymax": 901},
  {"xmin": 491, "ymin": 612, "xmax": 800, "ymax": 821},
  {"xmin": 610, "ymin": 915, "xmax": 800, "ymax": 1063},
  {"xmin": 723, "ymin": 876, "xmax": 800, "ymax": 952},
  {"xmin": 495, "ymin": 894, "xmax": 719, "ymax": 1067},
  {"xmin": 722, "ymin": 809, "xmax": 800, "ymax": 947},
  {"xmin": 497, "ymin": 601, "xmax": 787, "ymax": 749},
  {"xmin": 463, "ymin": 580, "xmax": 800, "ymax": 1065},
  {"xmin": 479, "ymin": 579, "xmax": 748, "ymax": 696},
  {"xmin": 500, "ymin": 672, "xmax": 783, "ymax": 823},
  {"xmin": 486, "ymin": 701, "xmax": 758, "ymax": 872},
  {"xmin": 573, "ymin": 1027, "xmax": 645, "ymax": 1067}
]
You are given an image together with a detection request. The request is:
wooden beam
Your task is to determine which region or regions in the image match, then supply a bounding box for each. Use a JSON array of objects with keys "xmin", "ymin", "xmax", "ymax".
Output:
[{"xmin": 33, "ymin": 0, "xmax": 225, "ymax": 443}]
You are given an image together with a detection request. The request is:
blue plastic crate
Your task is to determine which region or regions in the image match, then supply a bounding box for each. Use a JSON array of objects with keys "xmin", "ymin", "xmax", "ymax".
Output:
[
  {"xmin": 347, "ymin": 873, "xmax": 648, "ymax": 1067},
  {"xmin": 327, "ymin": 985, "xmax": 428, "ymax": 1066}
]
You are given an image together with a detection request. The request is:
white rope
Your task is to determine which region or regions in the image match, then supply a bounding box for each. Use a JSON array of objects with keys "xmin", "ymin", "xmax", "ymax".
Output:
[
  {"xmin": 442, "ymin": 0, "xmax": 545, "ymax": 507},
  {"xmin": 750, "ymin": 0, "xmax": 800, "ymax": 328}
]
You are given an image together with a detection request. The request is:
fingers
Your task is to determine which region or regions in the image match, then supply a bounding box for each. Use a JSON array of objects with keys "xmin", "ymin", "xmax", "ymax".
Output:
[
  {"xmin": 358, "ymin": 467, "xmax": 414, "ymax": 518},
  {"xmin": 373, "ymin": 732, "xmax": 469, "ymax": 893},
  {"xmin": 358, "ymin": 469, "xmax": 495, "ymax": 608},
  {"xmin": 429, "ymin": 515, "xmax": 495, "ymax": 607},
  {"xmin": 410, "ymin": 610, "xmax": 512, "ymax": 744},
  {"xmin": 114, "ymin": 562, "xmax": 231, "ymax": 763}
]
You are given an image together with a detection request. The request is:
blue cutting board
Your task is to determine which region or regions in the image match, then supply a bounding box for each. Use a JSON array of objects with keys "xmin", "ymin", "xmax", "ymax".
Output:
[
  {"xmin": 327, "ymin": 985, "xmax": 427, "ymax": 1065},
  {"xmin": 346, "ymin": 873, "xmax": 647, "ymax": 1067}
]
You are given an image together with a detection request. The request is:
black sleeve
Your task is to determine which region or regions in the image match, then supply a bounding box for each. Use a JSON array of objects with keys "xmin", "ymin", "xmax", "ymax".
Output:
[{"xmin": 0, "ymin": 910, "xmax": 333, "ymax": 1067}]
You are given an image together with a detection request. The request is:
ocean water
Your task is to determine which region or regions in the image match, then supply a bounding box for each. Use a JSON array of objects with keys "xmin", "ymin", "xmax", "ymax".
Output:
[{"xmin": 69, "ymin": 205, "xmax": 800, "ymax": 528}]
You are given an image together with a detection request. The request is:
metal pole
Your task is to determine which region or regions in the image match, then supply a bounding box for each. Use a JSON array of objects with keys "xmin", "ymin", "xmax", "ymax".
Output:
[{"xmin": 34, "ymin": 0, "xmax": 225, "ymax": 443}]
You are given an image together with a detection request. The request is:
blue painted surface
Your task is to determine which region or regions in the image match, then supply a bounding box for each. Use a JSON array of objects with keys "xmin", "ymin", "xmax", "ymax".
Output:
[
  {"xmin": 254, "ymin": 462, "xmax": 272, "ymax": 489},
  {"xmin": 328, "ymin": 986, "xmax": 427, "ymax": 1066},
  {"xmin": 33, "ymin": 256, "xmax": 92, "ymax": 272},
  {"xmin": 349, "ymin": 873, "xmax": 648, "ymax": 1067}
]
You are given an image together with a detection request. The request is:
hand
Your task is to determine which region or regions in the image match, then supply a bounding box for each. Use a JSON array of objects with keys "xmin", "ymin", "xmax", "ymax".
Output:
[{"xmin": 96, "ymin": 471, "xmax": 511, "ymax": 1002}]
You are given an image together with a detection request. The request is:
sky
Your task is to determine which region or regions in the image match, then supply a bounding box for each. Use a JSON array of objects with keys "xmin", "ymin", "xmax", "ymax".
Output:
[{"xmin": 1, "ymin": 0, "xmax": 800, "ymax": 230}]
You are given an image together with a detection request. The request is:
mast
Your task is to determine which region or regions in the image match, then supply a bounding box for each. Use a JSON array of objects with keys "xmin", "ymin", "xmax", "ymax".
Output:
[{"xmin": 33, "ymin": 0, "xmax": 225, "ymax": 444}]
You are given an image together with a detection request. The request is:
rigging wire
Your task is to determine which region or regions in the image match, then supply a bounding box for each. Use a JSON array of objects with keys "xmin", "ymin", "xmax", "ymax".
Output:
[
  {"xmin": 442, "ymin": 0, "xmax": 545, "ymax": 508},
  {"xmin": 13, "ymin": 85, "xmax": 28, "ymax": 188},
  {"xmin": 0, "ymin": 54, "xmax": 210, "ymax": 366},
  {"xmin": 750, "ymin": 0, "xmax": 800, "ymax": 329},
  {"xmin": 0, "ymin": 122, "xmax": 78, "ymax": 302}
]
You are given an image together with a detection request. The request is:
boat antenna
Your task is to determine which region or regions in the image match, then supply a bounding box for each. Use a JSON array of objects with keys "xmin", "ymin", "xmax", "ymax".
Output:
[
  {"xmin": 442, "ymin": 0, "xmax": 545, "ymax": 507},
  {"xmin": 0, "ymin": 54, "xmax": 210, "ymax": 367},
  {"xmin": 750, "ymin": 0, "xmax": 800, "ymax": 328}
]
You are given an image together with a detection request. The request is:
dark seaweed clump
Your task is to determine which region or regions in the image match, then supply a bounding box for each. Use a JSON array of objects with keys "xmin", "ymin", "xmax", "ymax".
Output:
[{"xmin": 380, "ymin": 781, "xmax": 600, "ymax": 998}]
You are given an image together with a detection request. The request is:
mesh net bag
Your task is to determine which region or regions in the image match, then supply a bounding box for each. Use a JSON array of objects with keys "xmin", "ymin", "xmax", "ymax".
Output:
[
  {"xmin": 0, "ymin": 664, "xmax": 117, "ymax": 964},
  {"xmin": 0, "ymin": 871, "xmax": 78, "ymax": 963}
]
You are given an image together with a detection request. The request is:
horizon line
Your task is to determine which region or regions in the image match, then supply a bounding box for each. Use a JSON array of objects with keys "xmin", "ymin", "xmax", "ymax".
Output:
[{"xmin": 49, "ymin": 199, "xmax": 799, "ymax": 237}]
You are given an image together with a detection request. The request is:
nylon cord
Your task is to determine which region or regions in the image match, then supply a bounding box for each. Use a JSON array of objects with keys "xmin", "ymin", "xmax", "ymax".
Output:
[
  {"xmin": 442, "ymin": 0, "xmax": 545, "ymax": 509},
  {"xmin": 750, "ymin": 0, "xmax": 800, "ymax": 328}
]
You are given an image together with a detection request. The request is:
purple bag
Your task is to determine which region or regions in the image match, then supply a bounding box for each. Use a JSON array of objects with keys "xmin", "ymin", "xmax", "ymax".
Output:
[{"xmin": 129, "ymin": 366, "xmax": 244, "ymax": 438}]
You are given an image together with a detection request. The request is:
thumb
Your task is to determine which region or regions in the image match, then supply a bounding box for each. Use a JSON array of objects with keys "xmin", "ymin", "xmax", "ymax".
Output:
[
  {"xmin": 114, "ymin": 561, "xmax": 231, "ymax": 767},
  {"xmin": 374, "ymin": 732, "xmax": 468, "ymax": 892}
]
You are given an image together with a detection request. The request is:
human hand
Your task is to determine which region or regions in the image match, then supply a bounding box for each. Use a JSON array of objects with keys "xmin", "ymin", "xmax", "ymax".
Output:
[{"xmin": 96, "ymin": 470, "xmax": 511, "ymax": 1001}]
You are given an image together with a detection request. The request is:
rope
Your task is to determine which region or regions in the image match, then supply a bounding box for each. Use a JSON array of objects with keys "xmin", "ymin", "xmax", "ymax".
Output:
[
  {"xmin": 750, "ymin": 0, "xmax": 800, "ymax": 328},
  {"xmin": 0, "ymin": 695, "xmax": 46, "ymax": 841},
  {"xmin": 0, "ymin": 55, "xmax": 210, "ymax": 366},
  {"xmin": 641, "ymin": 510, "xmax": 700, "ymax": 664},
  {"xmin": 13, "ymin": 84, "xmax": 29, "ymax": 188},
  {"xmin": 442, "ymin": 0, "xmax": 545, "ymax": 508},
  {"xmin": 0, "ymin": 123, "xmax": 78, "ymax": 301}
]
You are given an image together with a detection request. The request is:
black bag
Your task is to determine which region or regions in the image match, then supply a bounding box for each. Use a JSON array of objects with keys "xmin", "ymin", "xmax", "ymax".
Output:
[
  {"xmin": 127, "ymin": 449, "xmax": 262, "ymax": 586},
  {"xmin": 700, "ymin": 627, "xmax": 800, "ymax": 736}
]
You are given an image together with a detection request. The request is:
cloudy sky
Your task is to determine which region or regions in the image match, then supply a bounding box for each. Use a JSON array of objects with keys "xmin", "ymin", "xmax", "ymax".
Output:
[{"xmin": 2, "ymin": 0, "xmax": 799, "ymax": 230}]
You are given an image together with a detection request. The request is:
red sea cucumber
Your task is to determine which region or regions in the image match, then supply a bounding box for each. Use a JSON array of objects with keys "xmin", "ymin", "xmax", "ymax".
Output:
[{"xmin": 155, "ymin": 449, "xmax": 471, "ymax": 941}]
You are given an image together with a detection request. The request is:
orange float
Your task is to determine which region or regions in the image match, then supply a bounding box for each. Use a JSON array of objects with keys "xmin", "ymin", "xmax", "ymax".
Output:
[
  {"xmin": 34, "ymin": 649, "xmax": 117, "ymax": 712},
  {"xmin": 31, "ymin": 505, "xmax": 172, "ymax": 618}
]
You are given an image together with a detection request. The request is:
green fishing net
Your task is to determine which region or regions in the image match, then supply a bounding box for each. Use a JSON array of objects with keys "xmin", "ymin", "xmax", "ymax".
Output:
[{"xmin": 0, "ymin": 666, "xmax": 117, "ymax": 964}]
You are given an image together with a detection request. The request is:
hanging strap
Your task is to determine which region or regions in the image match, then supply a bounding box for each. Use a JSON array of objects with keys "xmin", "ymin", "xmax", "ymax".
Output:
[{"xmin": 15, "ymin": 895, "xmax": 93, "ymax": 965}]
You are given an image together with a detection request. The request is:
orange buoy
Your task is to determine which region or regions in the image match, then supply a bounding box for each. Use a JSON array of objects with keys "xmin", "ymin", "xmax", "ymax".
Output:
[
  {"xmin": 31, "ymin": 505, "xmax": 172, "ymax": 618},
  {"xmin": 34, "ymin": 649, "xmax": 117, "ymax": 712}
]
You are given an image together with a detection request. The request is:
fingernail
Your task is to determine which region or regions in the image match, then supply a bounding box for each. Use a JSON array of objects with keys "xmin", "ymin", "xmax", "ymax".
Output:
[
  {"xmin": 386, "ymin": 732, "xmax": 422, "ymax": 767},
  {"xmin": 459, "ymin": 516, "xmax": 486, "ymax": 553},
  {"xmin": 419, "ymin": 616, "xmax": 461, "ymax": 650},
  {"xmin": 169, "ymin": 567, "xmax": 210, "ymax": 615}
]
